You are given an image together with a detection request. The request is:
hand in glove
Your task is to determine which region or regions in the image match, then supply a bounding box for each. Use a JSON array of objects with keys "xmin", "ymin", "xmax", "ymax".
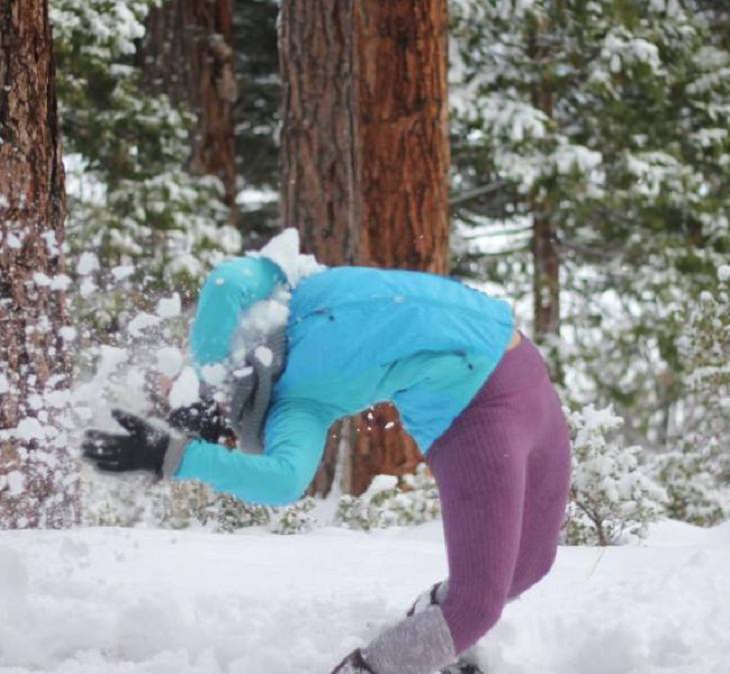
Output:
[
  {"xmin": 167, "ymin": 397, "xmax": 225, "ymax": 443},
  {"xmin": 82, "ymin": 409, "xmax": 169, "ymax": 474}
]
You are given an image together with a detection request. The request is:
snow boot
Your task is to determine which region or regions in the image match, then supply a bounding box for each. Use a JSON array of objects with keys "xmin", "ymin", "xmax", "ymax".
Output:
[
  {"xmin": 330, "ymin": 648, "xmax": 376, "ymax": 674},
  {"xmin": 441, "ymin": 660, "xmax": 485, "ymax": 674}
]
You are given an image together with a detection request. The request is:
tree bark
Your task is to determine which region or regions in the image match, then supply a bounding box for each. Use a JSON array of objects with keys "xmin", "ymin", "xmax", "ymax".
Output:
[
  {"xmin": 532, "ymin": 210, "xmax": 560, "ymax": 338},
  {"xmin": 0, "ymin": 0, "xmax": 76, "ymax": 528},
  {"xmin": 280, "ymin": 0, "xmax": 450, "ymax": 495},
  {"xmin": 140, "ymin": 0, "xmax": 238, "ymax": 218},
  {"xmin": 528, "ymin": 19, "xmax": 560, "ymax": 341}
]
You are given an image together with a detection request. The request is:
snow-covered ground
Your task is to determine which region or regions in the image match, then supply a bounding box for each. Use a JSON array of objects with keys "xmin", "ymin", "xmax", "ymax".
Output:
[{"xmin": 1, "ymin": 519, "xmax": 728, "ymax": 674}]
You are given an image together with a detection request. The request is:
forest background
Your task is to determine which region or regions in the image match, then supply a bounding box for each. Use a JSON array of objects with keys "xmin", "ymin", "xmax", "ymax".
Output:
[{"xmin": 0, "ymin": 0, "xmax": 728, "ymax": 544}]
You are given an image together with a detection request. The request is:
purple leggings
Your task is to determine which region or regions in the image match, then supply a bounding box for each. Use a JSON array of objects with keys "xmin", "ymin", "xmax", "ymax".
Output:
[{"xmin": 426, "ymin": 334, "xmax": 572, "ymax": 654}]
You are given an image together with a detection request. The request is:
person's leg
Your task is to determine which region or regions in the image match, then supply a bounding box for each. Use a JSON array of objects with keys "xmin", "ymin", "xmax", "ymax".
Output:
[
  {"xmin": 508, "ymin": 383, "xmax": 572, "ymax": 599},
  {"xmin": 333, "ymin": 337, "xmax": 570, "ymax": 674},
  {"xmin": 423, "ymin": 417, "xmax": 530, "ymax": 655},
  {"xmin": 356, "ymin": 414, "xmax": 531, "ymax": 674}
]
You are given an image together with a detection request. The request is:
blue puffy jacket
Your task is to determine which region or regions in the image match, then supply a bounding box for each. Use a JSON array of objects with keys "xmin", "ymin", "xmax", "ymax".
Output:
[{"xmin": 174, "ymin": 255, "xmax": 514, "ymax": 505}]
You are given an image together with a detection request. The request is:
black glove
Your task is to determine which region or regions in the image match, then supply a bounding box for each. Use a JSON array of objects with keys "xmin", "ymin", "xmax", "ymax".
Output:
[
  {"xmin": 167, "ymin": 397, "xmax": 225, "ymax": 443},
  {"xmin": 82, "ymin": 409, "xmax": 169, "ymax": 474}
]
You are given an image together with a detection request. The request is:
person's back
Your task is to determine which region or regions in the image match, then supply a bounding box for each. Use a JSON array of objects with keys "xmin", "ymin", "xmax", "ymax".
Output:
[{"xmin": 279, "ymin": 265, "xmax": 515, "ymax": 449}]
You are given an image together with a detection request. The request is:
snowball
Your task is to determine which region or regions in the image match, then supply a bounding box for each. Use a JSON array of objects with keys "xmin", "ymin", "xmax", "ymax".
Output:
[
  {"xmin": 77, "ymin": 252, "xmax": 100, "ymax": 276},
  {"xmin": 251, "ymin": 227, "xmax": 325, "ymax": 287},
  {"xmin": 33, "ymin": 272, "xmax": 51, "ymax": 287},
  {"xmin": 169, "ymin": 367, "xmax": 200, "ymax": 408},
  {"xmin": 254, "ymin": 346, "xmax": 273, "ymax": 367},
  {"xmin": 718, "ymin": 265, "xmax": 730, "ymax": 283},
  {"xmin": 111, "ymin": 265, "xmax": 135, "ymax": 281},
  {"xmin": 245, "ymin": 296, "xmax": 290, "ymax": 333},
  {"xmin": 42, "ymin": 230, "xmax": 60, "ymax": 257},
  {"xmin": 5, "ymin": 471, "xmax": 25, "ymax": 496},
  {"xmin": 155, "ymin": 293, "xmax": 181, "ymax": 319},
  {"xmin": 15, "ymin": 417, "xmax": 46, "ymax": 441},
  {"xmin": 155, "ymin": 347, "xmax": 184, "ymax": 377},
  {"xmin": 201, "ymin": 363, "xmax": 227, "ymax": 387},
  {"xmin": 59, "ymin": 326, "xmax": 77, "ymax": 342},
  {"xmin": 126, "ymin": 312, "xmax": 162, "ymax": 337},
  {"xmin": 0, "ymin": 373, "xmax": 8, "ymax": 394},
  {"xmin": 79, "ymin": 277, "xmax": 97, "ymax": 298},
  {"xmin": 50, "ymin": 274, "xmax": 71, "ymax": 291},
  {"xmin": 97, "ymin": 345, "xmax": 128, "ymax": 378}
]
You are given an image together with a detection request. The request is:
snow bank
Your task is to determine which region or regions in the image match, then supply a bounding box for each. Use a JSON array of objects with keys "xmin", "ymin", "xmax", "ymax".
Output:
[{"xmin": 0, "ymin": 519, "xmax": 728, "ymax": 674}]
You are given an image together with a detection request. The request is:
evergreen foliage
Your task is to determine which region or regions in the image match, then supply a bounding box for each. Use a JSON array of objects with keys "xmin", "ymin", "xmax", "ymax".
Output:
[
  {"xmin": 450, "ymin": 0, "xmax": 730, "ymax": 482},
  {"xmin": 51, "ymin": 0, "xmax": 241, "ymax": 304},
  {"xmin": 565, "ymin": 403, "xmax": 668, "ymax": 545},
  {"xmin": 334, "ymin": 465, "xmax": 442, "ymax": 531}
]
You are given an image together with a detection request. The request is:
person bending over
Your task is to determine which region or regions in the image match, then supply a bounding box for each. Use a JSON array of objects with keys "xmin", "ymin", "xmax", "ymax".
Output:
[{"xmin": 83, "ymin": 230, "xmax": 572, "ymax": 674}]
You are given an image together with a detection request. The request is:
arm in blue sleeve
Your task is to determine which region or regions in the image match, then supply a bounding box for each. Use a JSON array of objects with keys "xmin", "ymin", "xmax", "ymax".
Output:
[
  {"xmin": 190, "ymin": 256, "xmax": 287, "ymax": 366},
  {"xmin": 172, "ymin": 398, "xmax": 336, "ymax": 506}
]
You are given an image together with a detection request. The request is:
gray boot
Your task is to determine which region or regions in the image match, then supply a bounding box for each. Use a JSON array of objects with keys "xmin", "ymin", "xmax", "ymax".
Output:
[{"xmin": 330, "ymin": 648, "xmax": 376, "ymax": 674}]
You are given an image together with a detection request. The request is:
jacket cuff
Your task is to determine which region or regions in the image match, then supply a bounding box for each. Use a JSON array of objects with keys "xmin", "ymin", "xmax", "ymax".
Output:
[{"xmin": 163, "ymin": 432, "xmax": 190, "ymax": 478}]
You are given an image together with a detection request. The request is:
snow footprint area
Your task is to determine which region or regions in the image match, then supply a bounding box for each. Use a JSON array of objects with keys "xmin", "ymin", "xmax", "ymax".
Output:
[
  {"xmin": 0, "ymin": 522, "xmax": 729, "ymax": 674},
  {"xmin": 0, "ymin": 527, "xmax": 444, "ymax": 674}
]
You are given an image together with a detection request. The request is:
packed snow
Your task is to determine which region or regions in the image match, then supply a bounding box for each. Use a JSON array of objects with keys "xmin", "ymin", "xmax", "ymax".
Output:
[{"xmin": 0, "ymin": 518, "xmax": 727, "ymax": 674}]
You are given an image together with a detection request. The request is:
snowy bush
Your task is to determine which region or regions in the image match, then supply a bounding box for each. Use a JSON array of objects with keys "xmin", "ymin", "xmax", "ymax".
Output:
[
  {"xmin": 565, "ymin": 404, "xmax": 668, "ymax": 546},
  {"xmin": 674, "ymin": 273, "xmax": 730, "ymax": 480},
  {"xmin": 335, "ymin": 465, "xmax": 441, "ymax": 531},
  {"xmin": 649, "ymin": 438, "xmax": 728, "ymax": 527},
  {"xmin": 271, "ymin": 497, "xmax": 319, "ymax": 535}
]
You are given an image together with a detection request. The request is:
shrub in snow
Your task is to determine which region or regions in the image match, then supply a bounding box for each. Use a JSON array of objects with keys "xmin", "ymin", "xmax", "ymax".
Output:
[
  {"xmin": 210, "ymin": 493, "xmax": 272, "ymax": 533},
  {"xmin": 649, "ymin": 437, "xmax": 728, "ymax": 527},
  {"xmin": 81, "ymin": 471, "xmax": 151, "ymax": 528},
  {"xmin": 335, "ymin": 464, "xmax": 441, "ymax": 531},
  {"xmin": 565, "ymin": 404, "xmax": 667, "ymax": 546},
  {"xmin": 673, "ymin": 280, "xmax": 730, "ymax": 488},
  {"xmin": 271, "ymin": 497, "xmax": 318, "ymax": 535}
]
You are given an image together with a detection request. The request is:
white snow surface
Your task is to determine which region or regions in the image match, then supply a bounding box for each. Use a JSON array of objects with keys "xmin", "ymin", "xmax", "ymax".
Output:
[{"xmin": 0, "ymin": 518, "xmax": 728, "ymax": 674}]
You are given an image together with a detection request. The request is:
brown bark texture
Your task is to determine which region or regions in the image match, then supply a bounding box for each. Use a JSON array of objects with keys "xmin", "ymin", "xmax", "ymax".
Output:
[
  {"xmin": 0, "ymin": 0, "xmax": 76, "ymax": 527},
  {"xmin": 280, "ymin": 0, "xmax": 450, "ymax": 496},
  {"xmin": 532, "ymin": 212, "xmax": 560, "ymax": 338},
  {"xmin": 141, "ymin": 0, "xmax": 238, "ymax": 217},
  {"xmin": 528, "ymin": 20, "xmax": 560, "ymax": 340}
]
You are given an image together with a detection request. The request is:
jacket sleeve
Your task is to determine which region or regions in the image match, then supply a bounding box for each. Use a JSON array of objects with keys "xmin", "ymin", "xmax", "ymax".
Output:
[
  {"xmin": 190, "ymin": 255, "xmax": 287, "ymax": 367},
  {"xmin": 170, "ymin": 398, "xmax": 336, "ymax": 506}
]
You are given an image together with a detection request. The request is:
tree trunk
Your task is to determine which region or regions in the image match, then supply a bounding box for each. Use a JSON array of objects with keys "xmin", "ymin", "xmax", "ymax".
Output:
[
  {"xmin": 0, "ymin": 0, "xmax": 76, "ymax": 528},
  {"xmin": 280, "ymin": 0, "xmax": 450, "ymax": 496},
  {"xmin": 140, "ymin": 0, "xmax": 238, "ymax": 218},
  {"xmin": 528, "ymin": 19, "xmax": 560, "ymax": 342},
  {"xmin": 532, "ymin": 210, "xmax": 560, "ymax": 338}
]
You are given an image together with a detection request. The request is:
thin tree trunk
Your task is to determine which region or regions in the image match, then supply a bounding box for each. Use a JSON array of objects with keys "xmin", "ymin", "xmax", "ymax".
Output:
[
  {"xmin": 140, "ymin": 0, "xmax": 238, "ymax": 218},
  {"xmin": 0, "ymin": 0, "xmax": 76, "ymax": 528},
  {"xmin": 529, "ymin": 19, "xmax": 560, "ymax": 341},
  {"xmin": 532, "ymin": 210, "xmax": 560, "ymax": 337},
  {"xmin": 280, "ymin": 0, "xmax": 450, "ymax": 496}
]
